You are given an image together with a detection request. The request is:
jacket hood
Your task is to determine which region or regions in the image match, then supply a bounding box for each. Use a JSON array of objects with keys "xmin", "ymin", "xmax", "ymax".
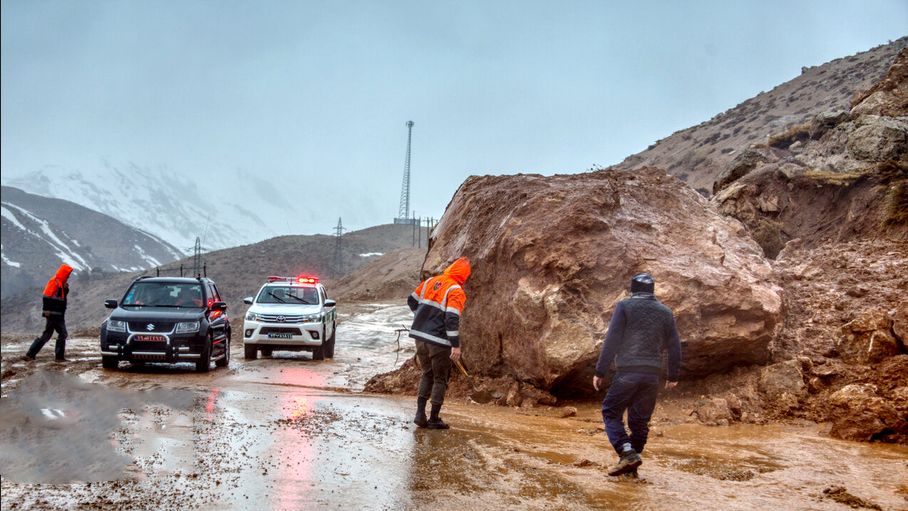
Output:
[
  {"xmin": 443, "ymin": 257, "xmax": 471, "ymax": 285},
  {"xmin": 43, "ymin": 264, "xmax": 73, "ymax": 298},
  {"xmin": 55, "ymin": 264, "xmax": 74, "ymax": 283}
]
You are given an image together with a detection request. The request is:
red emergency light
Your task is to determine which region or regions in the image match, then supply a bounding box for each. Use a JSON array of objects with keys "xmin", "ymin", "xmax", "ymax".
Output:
[{"xmin": 266, "ymin": 275, "xmax": 319, "ymax": 284}]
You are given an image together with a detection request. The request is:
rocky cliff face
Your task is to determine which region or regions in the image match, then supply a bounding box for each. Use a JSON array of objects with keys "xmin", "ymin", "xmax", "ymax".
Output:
[
  {"xmin": 375, "ymin": 168, "xmax": 782, "ymax": 395},
  {"xmin": 614, "ymin": 38, "xmax": 907, "ymax": 194}
]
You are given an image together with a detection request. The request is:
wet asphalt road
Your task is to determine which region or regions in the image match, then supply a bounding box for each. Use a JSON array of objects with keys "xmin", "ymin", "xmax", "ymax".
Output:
[{"xmin": 2, "ymin": 303, "xmax": 907, "ymax": 510}]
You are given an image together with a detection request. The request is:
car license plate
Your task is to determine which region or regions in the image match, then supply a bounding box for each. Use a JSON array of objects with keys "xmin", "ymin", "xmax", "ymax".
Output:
[
  {"xmin": 134, "ymin": 334, "xmax": 166, "ymax": 342},
  {"xmin": 267, "ymin": 333, "xmax": 293, "ymax": 339}
]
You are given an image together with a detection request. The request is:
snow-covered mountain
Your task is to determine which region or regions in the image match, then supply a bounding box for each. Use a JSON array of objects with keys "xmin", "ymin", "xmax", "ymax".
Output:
[
  {"xmin": 2, "ymin": 162, "xmax": 300, "ymax": 251},
  {"xmin": 1, "ymin": 186, "xmax": 183, "ymax": 299}
]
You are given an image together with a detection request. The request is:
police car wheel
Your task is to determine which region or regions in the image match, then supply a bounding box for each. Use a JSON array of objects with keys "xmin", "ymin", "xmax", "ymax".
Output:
[
  {"xmin": 244, "ymin": 343, "xmax": 258, "ymax": 360},
  {"xmin": 326, "ymin": 324, "xmax": 336, "ymax": 359},
  {"xmin": 102, "ymin": 356, "xmax": 118, "ymax": 369},
  {"xmin": 312, "ymin": 343, "xmax": 325, "ymax": 361}
]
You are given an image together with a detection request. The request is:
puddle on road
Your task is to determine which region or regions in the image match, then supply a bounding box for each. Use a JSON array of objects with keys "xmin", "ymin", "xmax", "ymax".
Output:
[{"xmin": 0, "ymin": 370, "xmax": 196, "ymax": 484}]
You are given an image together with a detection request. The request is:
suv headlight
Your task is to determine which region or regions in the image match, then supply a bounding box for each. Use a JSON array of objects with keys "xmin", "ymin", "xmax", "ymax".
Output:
[
  {"xmin": 107, "ymin": 319, "xmax": 127, "ymax": 332},
  {"xmin": 176, "ymin": 321, "xmax": 200, "ymax": 334},
  {"xmin": 245, "ymin": 311, "xmax": 257, "ymax": 321},
  {"xmin": 301, "ymin": 313, "xmax": 324, "ymax": 323}
]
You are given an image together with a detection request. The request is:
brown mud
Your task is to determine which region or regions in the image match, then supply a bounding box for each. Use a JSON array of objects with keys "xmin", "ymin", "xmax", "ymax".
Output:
[{"xmin": 2, "ymin": 304, "xmax": 906, "ymax": 510}]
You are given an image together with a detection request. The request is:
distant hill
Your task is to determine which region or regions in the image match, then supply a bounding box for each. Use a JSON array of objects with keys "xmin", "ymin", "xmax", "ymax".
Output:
[
  {"xmin": 1, "ymin": 186, "xmax": 183, "ymax": 299},
  {"xmin": 0, "ymin": 223, "xmax": 427, "ymax": 334},
  {"xmin": 1, "ymin": 163, "xmax": 283, "ymax": 250},
  {"xmin": 614, "ymin": 37, "xmax": 908, "ymax": 193}
]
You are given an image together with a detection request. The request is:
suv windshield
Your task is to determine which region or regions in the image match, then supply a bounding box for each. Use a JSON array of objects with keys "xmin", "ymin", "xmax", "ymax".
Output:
[
  {"xmin": 123, "ymin": 282, "xmax": 205, "ymax": 308},
  {"xmin": 256, "ymin": 286, "xmax": 319, "ymax": 305}
]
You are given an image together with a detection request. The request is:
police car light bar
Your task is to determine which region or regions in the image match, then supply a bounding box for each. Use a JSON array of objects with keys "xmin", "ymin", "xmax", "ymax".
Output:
[{"xmin": 266, "ymin": 275, "xmax": 319, "ymax": 284}]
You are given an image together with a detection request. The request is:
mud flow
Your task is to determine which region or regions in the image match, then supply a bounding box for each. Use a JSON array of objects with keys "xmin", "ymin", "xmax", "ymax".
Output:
[{"xmin": 2, "ymin": 304, "xmax": 906, "ymax": 510}]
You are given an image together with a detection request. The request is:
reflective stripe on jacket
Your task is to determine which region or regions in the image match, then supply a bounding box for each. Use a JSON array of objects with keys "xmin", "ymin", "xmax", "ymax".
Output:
[{"xmin": 407, "ymin": 257, "xmax": 470, "ymax": 348}]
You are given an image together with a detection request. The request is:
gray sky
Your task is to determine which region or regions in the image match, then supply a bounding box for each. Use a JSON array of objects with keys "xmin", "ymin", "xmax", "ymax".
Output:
[{"xmin": 2, "ymin": 0, "xmax": 906, "ymax": 235}]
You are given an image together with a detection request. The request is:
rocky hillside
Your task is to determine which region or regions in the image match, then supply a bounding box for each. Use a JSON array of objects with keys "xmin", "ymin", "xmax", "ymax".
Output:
[
  {"xmin": 1, "ymin": 186, "xmax": 182, "ymax": 299},
  {"xmin": 615, "ymin": 37, "xmax": 907, "ymax": 194},
  {"xmin": 368, "ymin": 41, "xmax": 908, "ymax": 443},
  {"xmin": 0, "ymin": 224, "xmax": 426, "ymax": 334}
]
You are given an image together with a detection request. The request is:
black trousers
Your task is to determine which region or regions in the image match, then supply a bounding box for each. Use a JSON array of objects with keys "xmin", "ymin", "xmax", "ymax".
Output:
[
  {"xmin": 416, "ymin": 339, "xmax": 452, "ymax": 406},
  {"xmin": 27, "ymin": 316, "xmax": 67, "ymax": 359}
]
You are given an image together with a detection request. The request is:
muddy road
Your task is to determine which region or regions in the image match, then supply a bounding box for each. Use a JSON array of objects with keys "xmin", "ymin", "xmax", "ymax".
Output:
[{"xmin": 2, "ymin": 304, "xmax": 906, "ymax": 510}]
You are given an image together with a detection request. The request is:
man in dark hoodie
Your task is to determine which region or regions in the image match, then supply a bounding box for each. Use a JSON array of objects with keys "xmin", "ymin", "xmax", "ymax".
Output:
[
  {"xmin": 407, "ymin": 257, "xmax": 471, "ymax": 430},
  {"xmin": 593, "ymin": 272, "xmax": 682, "ymax": 477},
  {"xmin": 25, "ymin": 263, "xmax": 74, "ymax": 361}
]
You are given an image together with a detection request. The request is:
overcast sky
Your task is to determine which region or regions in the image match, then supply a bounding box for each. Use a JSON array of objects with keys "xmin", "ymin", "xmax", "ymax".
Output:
[{"xmin": 2, "ymin": 0, "xmax": 906, "ymax": 234}]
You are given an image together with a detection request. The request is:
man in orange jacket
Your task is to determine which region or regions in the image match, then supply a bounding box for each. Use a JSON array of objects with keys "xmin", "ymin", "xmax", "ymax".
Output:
[
  {"xmin": 25, "ymin": 264, "xmax": 74, "ymax": 361},
  {"xmin": 407, "ymin": 257, "xmax": 471, "ymax": 430}
]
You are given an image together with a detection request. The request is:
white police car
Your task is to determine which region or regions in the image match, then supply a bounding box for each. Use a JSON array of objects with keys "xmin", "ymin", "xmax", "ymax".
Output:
[{"xmin": 242, "ymin": 275, "xmax": 336, "ymax": 360}]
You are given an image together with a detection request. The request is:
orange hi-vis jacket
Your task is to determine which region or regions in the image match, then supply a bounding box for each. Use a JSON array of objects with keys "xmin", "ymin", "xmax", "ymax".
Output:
[
  {"xmin": 42, "ymin": 264, "xmax": 73, "ymax": 316},
  {"xmin": 407, "ymin": 257, "xmax": 471, "ymax": 348}
]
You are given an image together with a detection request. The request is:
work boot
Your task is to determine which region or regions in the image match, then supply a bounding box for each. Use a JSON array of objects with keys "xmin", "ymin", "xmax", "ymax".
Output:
[
  {"xmin": 22, "ymin": 354, "xmax": 36, "ymax": 362},
  {"xmin": 607, "ymin": 450, "xmax": 642, "ymax": 476},
  {"xmin": 427, "ymin": 403, "xmax": 450, "ymax": 430},
  {"xmin": 55, "ymin": 358, "xmax": 68, "ymax": 362},
  {"xmin": 426, "ymin": 418, "xmax": 450, "ymax": 430},
  {"xmin": 414, "ymin": 398, "xmax": 429, "ymax": 428}
]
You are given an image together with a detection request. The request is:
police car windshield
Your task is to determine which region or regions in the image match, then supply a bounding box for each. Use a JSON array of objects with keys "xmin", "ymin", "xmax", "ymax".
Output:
[
  {"xmin": 122, "ymin": 282, "xmax": 205, "ymax": 308},
  {"xmin": 257, "ymin": 286, "xmax": 319, "ymax": 305}
]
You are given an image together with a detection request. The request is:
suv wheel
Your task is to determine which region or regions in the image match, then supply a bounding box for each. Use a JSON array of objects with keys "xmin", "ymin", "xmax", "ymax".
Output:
[
  {"xmin": 196, "ymin": 333, "xmax": 212, "ymax": 373},
  {"xmin": 244, "ymin": 343, "xmax": 258, "ymax": 360},
  {"xmin": 102, "ymin": 356, "xmax": 118, "ymax": 369},
  {"xmin": 215, "ymin": 330, "xmax": 230, "ymax": 368}
]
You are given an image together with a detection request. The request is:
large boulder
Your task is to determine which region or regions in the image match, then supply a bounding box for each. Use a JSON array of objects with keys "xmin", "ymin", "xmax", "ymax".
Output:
[{"xmin": 418, "ymin": 167, "xmax": 782, "ymax": 393}]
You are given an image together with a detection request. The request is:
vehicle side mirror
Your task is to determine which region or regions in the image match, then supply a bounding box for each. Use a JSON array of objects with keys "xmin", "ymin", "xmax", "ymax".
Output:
[
  {"xmin": 104, "ymin": 299, "xmax": 118, "ymax": 309},
  {"xmin": 212, "ymin": 301, "xmax": 228, "ymax": 311},
  {"xmin": 324, "ymin": 299, "xmax": 336, "ymax": 308},
  {"xmin": 243, "ymin": 296, "xmax": 254, "ymax": 305}
]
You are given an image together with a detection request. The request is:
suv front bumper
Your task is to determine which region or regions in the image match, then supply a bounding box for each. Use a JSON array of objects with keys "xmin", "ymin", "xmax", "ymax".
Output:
[
  {"xmin": 243, "ymin": 319, "xmax": 324, "ymax": 347},
  {"xmin": 101, "ymin": 330, "xmax": 208, "ymax": 363}
]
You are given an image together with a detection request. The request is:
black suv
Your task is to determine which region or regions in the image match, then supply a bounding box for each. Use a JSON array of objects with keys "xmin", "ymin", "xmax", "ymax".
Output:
[{"xmin": 100, "ymin": 277, "xmax": 231, "ymax": 372}]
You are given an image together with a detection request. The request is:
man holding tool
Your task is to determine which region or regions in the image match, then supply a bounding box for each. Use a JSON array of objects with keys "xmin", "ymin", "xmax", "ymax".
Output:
[{"xmin": 407, "ymin": 256, "xmax": 471, "ymax": 430}]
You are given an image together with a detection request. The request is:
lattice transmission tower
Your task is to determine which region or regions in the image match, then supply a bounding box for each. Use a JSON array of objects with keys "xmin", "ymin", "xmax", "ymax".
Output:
[
  {"xmin": 333, "ymin": 217, "xmax": 346, "ymax": 276},
  {"xmin": 394, "ymin": 121, "xmax": 416, "ymax": 224}
]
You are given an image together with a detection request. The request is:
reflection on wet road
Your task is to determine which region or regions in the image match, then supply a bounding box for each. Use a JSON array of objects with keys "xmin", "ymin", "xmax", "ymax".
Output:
[{"xmin": 2, "ymin": 303, "xmax": 907, "ymax": 510}]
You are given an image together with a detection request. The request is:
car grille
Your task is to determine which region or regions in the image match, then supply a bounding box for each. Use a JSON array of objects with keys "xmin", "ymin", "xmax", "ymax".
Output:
[
  {"xmin": 260, "ymin": 327, "xmax": 303, "ymax": 335},
  {"xmin": 257, "ymin": 314, "xmax": 305, "ymax": 323},
  {"xmin": 130, "ymin": 341, "xmax": 168, "ymax": 351},
  {"xmin": 128, "ymin": 321, "xmax": 175, "ymax": 332},
  {"xmin": 131, "ymin": 352, "xmax": 168, "ymax": 361}
]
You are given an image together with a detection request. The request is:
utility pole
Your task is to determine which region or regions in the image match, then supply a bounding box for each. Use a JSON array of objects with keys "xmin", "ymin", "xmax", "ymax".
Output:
[
  {"xmin": 333, "ymin": 217, "xmax": 346, "ymax": 277},
  {"xmin": 394, "ymin": 121, "xmax": 415, "ymax": 224}
]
